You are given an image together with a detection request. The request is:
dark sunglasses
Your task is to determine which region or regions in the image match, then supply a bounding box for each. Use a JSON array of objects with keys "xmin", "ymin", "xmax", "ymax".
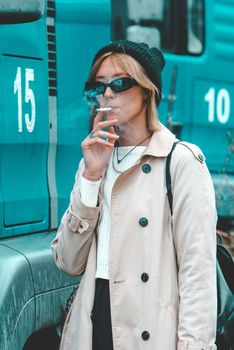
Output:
[{"xmin": 84, "ymin": 77, "xmax": 138, "ymax": 96}]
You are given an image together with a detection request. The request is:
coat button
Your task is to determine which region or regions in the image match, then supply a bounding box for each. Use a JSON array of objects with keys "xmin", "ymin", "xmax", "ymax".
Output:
[
  {"xmin": 142, "ymin": 164, "xmax": 151, "ymax": 173},
  {"xmin": 141, "ymin": 331, "xmax": 150, "ymax": 340},
  {"xmin": 198, "ymin": 153, "xmax": 204, "ymax": 162},
  {"xmin": 139, "ymin": 217, "xmax": 148, "ymax": 227},
  {"xmin": 141, "ymin": 273, "xmax": 149, "ymax": 282}
]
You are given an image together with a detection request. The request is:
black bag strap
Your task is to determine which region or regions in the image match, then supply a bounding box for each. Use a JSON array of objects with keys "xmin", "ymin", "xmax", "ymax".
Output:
[{"xmin": 166, "ymin": 141, "xmax": 180, "ymax": 215}]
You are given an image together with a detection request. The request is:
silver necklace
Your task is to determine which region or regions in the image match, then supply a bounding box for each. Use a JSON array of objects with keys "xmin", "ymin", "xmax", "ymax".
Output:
[{"xmin": 112, "ymin": 133, "xmax": 152, "ymax": 173}]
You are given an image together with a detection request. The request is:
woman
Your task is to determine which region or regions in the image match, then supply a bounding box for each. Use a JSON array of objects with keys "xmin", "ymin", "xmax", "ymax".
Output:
[{"xmin": 51, "ymin": 40, "xmax": 217, "ymax": 350}]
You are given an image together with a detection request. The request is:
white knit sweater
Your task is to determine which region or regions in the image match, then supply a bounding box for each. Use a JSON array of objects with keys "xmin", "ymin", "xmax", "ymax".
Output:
[{"xmin": 80, "ymin": 146, "xmax": 146, "ymax": 279}]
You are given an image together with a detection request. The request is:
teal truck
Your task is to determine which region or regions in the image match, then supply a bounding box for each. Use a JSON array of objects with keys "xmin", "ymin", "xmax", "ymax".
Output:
[
  {"xmin": 0, "ymin": 0, "xmax": 111, "ymax": 348},
  {"xmin": 0, "ymin": 0, "xmax": 233, "ymax": 349}
]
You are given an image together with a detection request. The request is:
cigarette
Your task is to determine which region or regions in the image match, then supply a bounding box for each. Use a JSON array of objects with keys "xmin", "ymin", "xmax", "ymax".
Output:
[{"xmin": 95, "ymin": 107, "xmax": 112, "ymax": 112}]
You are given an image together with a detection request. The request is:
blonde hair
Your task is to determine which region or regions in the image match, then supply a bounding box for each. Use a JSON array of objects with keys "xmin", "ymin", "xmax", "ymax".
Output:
[{"xmin": 88, "ymin": 52, "xmax": 161, "ymax": 131}]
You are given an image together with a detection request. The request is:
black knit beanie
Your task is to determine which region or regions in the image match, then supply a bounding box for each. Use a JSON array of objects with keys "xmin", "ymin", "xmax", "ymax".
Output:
[{"xmin": 92, "ymin": 39, "xmax": 165, "ymax": 104}]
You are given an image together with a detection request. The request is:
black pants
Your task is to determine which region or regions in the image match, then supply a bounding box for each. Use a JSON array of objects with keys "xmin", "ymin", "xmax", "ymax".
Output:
[{"xmin": 92, "ymin": 278, "xmax": 113, "ymax": 350}]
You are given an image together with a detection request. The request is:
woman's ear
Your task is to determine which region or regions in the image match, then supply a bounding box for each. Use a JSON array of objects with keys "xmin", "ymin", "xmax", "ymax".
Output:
[{"xmin": 143, "ymin": 88, "xmax": 149, "ymax": 100}]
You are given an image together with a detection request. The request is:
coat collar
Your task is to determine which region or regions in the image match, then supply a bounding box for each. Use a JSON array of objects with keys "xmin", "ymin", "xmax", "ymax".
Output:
[{"xmin": 142, "ymin": 123, "xmax": 177, "ymax": 158}]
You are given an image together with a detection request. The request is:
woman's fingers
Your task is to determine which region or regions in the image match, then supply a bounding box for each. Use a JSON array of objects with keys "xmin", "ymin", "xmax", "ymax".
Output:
[
  {"xmin": 88, "ymin": 137, "xmax": 115, "ymax": 148},
  {"xmin": 82, "ymin": 117, "xmax": 119, "ymax": 150},
  {"xmin": 93, "ymin": 117, "xmax": 119, "ymax": 132},
  {"xmin": 93, "ymin": 110, "xmax": 104, "ymax": 127},
  {"xmin": 108, "ymin": 126, "xmax": 118, "ymax": 145},
  {"xmin": 91, "ymin": 129, "xmax": 119, "ymax": 140}
]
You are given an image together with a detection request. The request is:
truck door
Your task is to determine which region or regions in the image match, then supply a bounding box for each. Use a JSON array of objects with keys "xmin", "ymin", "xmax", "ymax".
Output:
[{"xmin": 0, "ymin": 17, "xmax": 49, "ymax": 237}]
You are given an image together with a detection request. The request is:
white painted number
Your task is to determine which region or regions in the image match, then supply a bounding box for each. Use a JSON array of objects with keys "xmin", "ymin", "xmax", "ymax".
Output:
[
  {"xmin": 204, "ymin": 87, "xmax": 215, "ymax": 122},
  {"xmin": 216, "ymin": 89, "xmax": 230, "ymax": 124},
  {"xmin": 204, "ymin": 87, "xmax": 230, "ymax": 124},
  {"xmin": 14, "ymin": 67, "xmax": 36, "ymax": 133},
  {"xmin": 14, "ymin": 67, "xmax": 23, "ymax": 132},
  {"xmin": 25, "ymin": 68, "xmax": 36, "ymax": 132}
]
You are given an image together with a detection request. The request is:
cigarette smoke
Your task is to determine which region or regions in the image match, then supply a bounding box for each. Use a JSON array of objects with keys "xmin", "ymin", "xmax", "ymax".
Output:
[{"xmin": 84, "ymin": 92, "xmax": 118, "ymax": 109}]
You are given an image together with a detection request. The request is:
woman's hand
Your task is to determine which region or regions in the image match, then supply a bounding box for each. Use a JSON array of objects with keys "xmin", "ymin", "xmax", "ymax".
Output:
[{"xmin": 81, "ymin": 112, "xmax": 119, "ymax": 181}]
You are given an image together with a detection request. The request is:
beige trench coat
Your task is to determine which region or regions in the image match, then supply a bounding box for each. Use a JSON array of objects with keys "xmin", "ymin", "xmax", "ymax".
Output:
[{"xmin": 51, "ymin": 125, "xmax": 217, "ymax": 350}]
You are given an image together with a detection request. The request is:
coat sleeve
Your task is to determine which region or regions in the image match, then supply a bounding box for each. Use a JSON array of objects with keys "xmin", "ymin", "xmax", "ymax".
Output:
[
  {"xmin": 171, "ymin": 143, "xmax": 217, "ymax": 350},
  {"xmin": 51, "ymin": 159, "xmax": 102, "ymax": 276}
]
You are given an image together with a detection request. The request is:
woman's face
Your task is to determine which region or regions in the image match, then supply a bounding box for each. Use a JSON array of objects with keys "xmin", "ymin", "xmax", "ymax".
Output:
[{"xmin": 94, "ymin": 55, "xmax": 147, "ymax": 128}]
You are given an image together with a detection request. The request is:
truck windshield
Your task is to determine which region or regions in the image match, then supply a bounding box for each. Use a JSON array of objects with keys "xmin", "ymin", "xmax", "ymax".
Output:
[{"xmin": 111, "ymin": 0, "xmax": 204, "ymax": 55}]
